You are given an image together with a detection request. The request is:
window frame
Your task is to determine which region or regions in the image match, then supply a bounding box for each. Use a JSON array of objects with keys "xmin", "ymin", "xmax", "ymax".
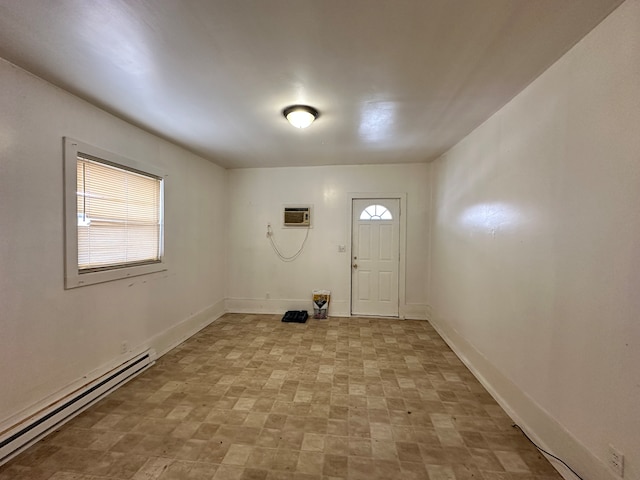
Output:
[{"xmin": 63, "ymin": 137, "xmax": 166, "ymax": 289}]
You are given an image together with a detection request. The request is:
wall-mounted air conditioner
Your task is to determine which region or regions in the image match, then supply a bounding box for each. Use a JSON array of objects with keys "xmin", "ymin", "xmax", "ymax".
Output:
[{"xmin": 283, "ymin": 206, "xmax": 311, "ymax": 227}]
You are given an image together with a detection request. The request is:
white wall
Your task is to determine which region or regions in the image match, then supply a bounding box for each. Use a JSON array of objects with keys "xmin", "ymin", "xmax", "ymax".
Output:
[
  {"xmin": 429, "ymin": 1, "xmax": 640, "ymax": 479},
  {"xmin": 227, "ymin": 164, "xmax": 430, "ymax": 318},
  {"xmin": 0, "ymin": 59, "xmax": 228, "ymax": 427}
]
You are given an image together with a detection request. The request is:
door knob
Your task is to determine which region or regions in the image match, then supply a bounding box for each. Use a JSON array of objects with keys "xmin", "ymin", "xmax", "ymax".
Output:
[{"xmin": 352, "ymin": 263, "xmax": 358, "ymax": 269}]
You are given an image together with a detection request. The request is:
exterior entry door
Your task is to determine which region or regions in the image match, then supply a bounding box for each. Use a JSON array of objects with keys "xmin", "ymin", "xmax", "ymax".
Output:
[{"xmin": 351, "ymin": 198, "xmax": 400, "ymax": 317}]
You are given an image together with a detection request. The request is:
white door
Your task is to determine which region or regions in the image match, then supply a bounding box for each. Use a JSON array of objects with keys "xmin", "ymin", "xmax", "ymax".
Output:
[{"xmin": 351, "ymin": 199, "xmax": 400, "ymax": 317}]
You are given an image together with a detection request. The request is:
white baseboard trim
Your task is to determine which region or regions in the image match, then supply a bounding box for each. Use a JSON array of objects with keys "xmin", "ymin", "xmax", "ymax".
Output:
[
  {"xmin": 402, "ymin": 303, "xmax": 429, "ymax": 320},
  {"xmin": 0, "ymin": 298, "xmax": 226, "ymax": 449},
  {"xmin": 226, "ymin": 298, "xmax": 433, "ymax": 320},
  {"xmin": 428, "ymin": 315, "xmax": 617, "ymax": 480},
  {"xmin": 225, "ymin": 297, "xmax": 350, "ymax": 317},
  {"xmin": 0, "ymin": 350, "xmax": 153, "ymax": 445},
  {"xmin": 149, "ymin": 298, "xmax": 227, "ymax": 357},
  {"xmin": 0, "ymin": 350, "xmax": 155, "ymax": 466}
]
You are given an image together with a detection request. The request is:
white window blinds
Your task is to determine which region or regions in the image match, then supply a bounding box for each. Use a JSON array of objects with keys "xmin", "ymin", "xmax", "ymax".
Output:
[{"xmin": 76, "ymin": 155, "xmax": 162, "ymax": 272}]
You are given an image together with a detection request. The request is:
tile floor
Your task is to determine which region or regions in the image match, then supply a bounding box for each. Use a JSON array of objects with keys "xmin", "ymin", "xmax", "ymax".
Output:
[{"xmin": 0, "ymin": 314, "xmax": 563, "ymax": 480}]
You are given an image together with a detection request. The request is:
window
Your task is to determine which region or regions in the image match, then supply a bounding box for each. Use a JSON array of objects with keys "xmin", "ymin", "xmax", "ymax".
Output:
[
  {"xmin": 64, "ymin": 138, "xmax": 166, "ymax": 288},
  {"xmin": 359, "ymin": 204, "xmax": 393, "ymax": 220}
]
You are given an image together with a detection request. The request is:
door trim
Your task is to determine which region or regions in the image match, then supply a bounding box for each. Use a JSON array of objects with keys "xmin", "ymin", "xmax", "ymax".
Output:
[{"xmin": 348, "ymin": 192, "xmax": 407, "ymax": 318}]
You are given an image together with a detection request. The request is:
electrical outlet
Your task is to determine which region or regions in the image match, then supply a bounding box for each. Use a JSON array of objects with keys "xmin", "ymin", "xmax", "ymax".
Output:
[
  {"xmin": 120, "ymin": 341, "xmax": 128, "ymax": 354},
  {"xmin": 608, "ymin": 444, "xmax": 624, "ymax": 477}
]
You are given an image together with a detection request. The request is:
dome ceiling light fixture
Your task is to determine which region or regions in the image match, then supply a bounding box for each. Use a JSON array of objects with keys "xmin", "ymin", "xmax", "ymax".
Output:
[{"xmin": 282, "ymin": 104, "xmax": 319, "ymax": 129}]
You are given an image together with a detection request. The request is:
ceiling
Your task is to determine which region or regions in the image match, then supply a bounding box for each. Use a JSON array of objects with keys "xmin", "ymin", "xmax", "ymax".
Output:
[{"xmin": 0, "ymin": 0, "xmax": 623, "ymax": 169}]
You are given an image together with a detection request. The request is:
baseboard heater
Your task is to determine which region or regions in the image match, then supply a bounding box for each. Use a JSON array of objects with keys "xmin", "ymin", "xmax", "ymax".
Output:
[{"xmin": 0, "ymin": 349, "xmax": 156, "ymax": 466}]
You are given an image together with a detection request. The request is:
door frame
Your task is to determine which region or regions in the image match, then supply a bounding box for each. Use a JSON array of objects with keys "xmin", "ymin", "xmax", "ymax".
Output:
[{"xmin": 348, "ymin": 192, "xmax": 407, "ymax": 318}]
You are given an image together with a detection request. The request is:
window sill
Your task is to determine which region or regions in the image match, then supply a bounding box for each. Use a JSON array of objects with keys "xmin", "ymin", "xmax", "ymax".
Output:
[{"xmin": 65, "ymin": 261, "xmax": 167, "ymax": 289}]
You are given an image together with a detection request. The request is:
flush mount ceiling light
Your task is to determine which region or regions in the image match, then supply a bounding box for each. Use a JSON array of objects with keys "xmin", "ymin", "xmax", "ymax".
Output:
[{"xmin": 283, "ymin": 105, "xmax": 319, "ymax": 129}]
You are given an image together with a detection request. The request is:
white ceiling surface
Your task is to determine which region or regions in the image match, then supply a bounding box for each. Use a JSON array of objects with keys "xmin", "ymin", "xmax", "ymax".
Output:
[{"xmin": 0, "ymin": 1, "xmax": 623, "ymax": 169}]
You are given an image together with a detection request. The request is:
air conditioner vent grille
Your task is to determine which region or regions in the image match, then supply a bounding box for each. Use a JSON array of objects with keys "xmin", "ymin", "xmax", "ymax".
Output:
[{"xmin": 283, "ymin": 206, "xmax": 311, "ymax": 227}]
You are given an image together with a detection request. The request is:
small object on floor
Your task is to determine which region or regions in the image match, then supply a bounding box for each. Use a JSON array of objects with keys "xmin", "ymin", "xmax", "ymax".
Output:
[
  {"xmin": 281, "ymin": 310, "xmax": 309, "ymax": 323},
  {"xmin": 312, "ymin": 289, "xmax": 331, "ymax": 318}
]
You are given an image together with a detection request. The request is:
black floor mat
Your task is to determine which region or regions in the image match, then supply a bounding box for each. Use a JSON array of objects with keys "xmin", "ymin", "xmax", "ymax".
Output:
[{"xmin": 281, "ymin": 310, "xmax": 309, "ymax": 323}]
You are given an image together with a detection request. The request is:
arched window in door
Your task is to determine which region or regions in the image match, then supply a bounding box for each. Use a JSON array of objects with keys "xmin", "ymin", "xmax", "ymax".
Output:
[{"xmin": 359, "ymin": 204, "xmax": 393, "ymax": 220}]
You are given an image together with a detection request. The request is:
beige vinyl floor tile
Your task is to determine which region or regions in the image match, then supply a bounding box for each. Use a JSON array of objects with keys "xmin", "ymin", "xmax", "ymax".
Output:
[{"xmin": 0, "ymin": 314, "xmax": 563, "ymax": 480}]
